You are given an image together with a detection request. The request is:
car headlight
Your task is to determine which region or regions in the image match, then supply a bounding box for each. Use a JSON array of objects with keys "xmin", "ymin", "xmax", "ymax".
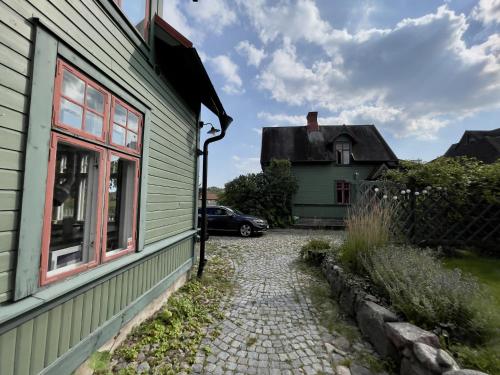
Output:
[{"xmin": 252, "ymin": 219, "xmax": 265, "ymax": 225}]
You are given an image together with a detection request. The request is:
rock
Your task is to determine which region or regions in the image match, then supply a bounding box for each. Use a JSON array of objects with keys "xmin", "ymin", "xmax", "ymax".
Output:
[
  {"xmin": 325, "ymin": 342, "xmax": 335, "ymax": 353},
  {"xmin": 335, "ymin": 336, "xmax": 352, "ymax": 351},
  {"xmin": 331, "ymin": 352, "xmax": 346, "ymax": 363},
  {"xmin": 400, "ymin": 358, "xmax": 432, "ymax": 375},
  {"xmin": 330, "ymin": 267, "xmax": 345, "ymax": 299},
  {"xmin": 136, "ymin": 362, "xmax": 150, "ymax": 374},
  {"xmin": 356, "ymin": 301, "xmax": 399, "ymax": 359},
  {"xmin": 437, "ymin": 349, "xmax": 459, "ymax": 370},
  {"xmin": 402, "ymin": 347, "xmax": 413, "ymax": 358},
  {"xmin": 413, "ymin": 343, "xmax": 442, "ymax": 373},
  {"xmin": 336, "ymin": 365, "xmax": 352, "ymax": 375},
  {"xmin": 443, "ymin": 371, "xmax": 489, "ymax": 375},
  {"xmin": 385, "ymin": 322, "xmax": 440, "ymax": 350},
  {"xmin": 339, "ymin": 281, "xmax": 358, "ymax": 317},
  {"xmin": 191, "ymin": 363, "xmax": 203, "ymax": 373},
  {"xmin": 350, "ymin": 363, "xmax": 374, "ymax": 375},
  {"xmin": 331, "ymin": 345, "xmax": 348, "ymax": 357},
  {"xmin": 137, "ymin": 352, "xmax": 146, "ymax": 361}
]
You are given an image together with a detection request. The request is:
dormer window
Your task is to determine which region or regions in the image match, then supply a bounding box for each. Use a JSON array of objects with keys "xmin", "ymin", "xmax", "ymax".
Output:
[
  {"xmin": 335, "ymin": 141, "xmax": 351, "ymax": 165},
  {"xmin": 113, "ymin": 0, "xmax": 150, "ymax": 39}
]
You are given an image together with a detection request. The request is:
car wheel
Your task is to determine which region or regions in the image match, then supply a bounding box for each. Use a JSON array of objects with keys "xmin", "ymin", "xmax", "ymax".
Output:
[{"xmin": 239, "ymin": 223, "xmax": 252, "ymax": 237}]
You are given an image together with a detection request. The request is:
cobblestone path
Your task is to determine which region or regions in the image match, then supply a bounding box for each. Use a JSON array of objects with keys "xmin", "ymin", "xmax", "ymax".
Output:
[{"xmin": 191, "ymin": 231, "xmax": 381, "ymax": 375}]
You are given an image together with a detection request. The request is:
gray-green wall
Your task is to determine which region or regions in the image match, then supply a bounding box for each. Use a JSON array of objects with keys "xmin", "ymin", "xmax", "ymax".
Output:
[
  {"xmin": 292, "ymin": 164, "xmax": 376, "ymax": 218},
  {"xmin": 0, "ymin": 0, "xmax": 200, "ymax": 373}
]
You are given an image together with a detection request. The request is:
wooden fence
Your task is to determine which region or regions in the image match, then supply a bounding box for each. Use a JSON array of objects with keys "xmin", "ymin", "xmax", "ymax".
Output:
[{"xmin": 356, "ymin": 181, "xmax": 500, "ymax": 251}]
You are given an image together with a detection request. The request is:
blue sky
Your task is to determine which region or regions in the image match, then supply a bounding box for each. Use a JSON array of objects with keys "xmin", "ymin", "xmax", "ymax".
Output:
[{"xmin": 163, "ymin": 0, "xmax": 500, "ymax": 187}]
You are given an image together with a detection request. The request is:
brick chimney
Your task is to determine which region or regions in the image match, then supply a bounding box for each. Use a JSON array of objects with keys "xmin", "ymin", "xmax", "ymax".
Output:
[{"xmin": 306, "ymin": 111, "xmax": 319, "ymax": 132}]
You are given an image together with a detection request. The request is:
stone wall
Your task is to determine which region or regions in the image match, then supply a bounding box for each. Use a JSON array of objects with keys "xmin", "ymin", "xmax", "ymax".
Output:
[{"xmin": 321, "ymin": 257, "xmax": 489, "ymax": 375}]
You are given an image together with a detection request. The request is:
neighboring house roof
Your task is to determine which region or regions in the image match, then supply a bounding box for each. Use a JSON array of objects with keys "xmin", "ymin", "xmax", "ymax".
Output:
[
  {"xmin": 443, "ymin": 128, "xmax": 500, "ymax": 163},
  {"xmin": 198, "ymin": 191, "xmax": 220, "ymax": 201},
  {"xmin": 261, "ymin": 123, "xmax": 398, "ymax": 164}
]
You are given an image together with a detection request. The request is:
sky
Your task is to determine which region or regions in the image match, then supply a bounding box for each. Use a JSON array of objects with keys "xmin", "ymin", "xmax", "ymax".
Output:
[{"xmin": 162, "ymin": 0, "xmax": 500, "ymax": 187}]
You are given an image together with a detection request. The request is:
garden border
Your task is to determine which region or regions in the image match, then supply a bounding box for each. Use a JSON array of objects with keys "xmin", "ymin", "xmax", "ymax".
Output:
[{"xmin": 321, "ymin": 256, "xmax": 489, "ymax": 375}]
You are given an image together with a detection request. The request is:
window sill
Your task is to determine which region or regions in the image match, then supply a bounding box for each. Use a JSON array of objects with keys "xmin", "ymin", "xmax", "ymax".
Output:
[{"xmin": 0, "ymin": 229, "xmax": 196, "ymax": 329}]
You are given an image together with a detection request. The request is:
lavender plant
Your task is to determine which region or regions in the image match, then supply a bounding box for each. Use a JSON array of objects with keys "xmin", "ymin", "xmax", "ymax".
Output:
[{"xmin": 360, "ymin": 245, "xmax": 493, "ymax": 342}]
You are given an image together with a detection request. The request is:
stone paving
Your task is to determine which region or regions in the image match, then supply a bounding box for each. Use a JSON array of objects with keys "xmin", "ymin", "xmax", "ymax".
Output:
[{"xmin": 191, "ymin": 230, "xmax": 382, "ymax": 375}]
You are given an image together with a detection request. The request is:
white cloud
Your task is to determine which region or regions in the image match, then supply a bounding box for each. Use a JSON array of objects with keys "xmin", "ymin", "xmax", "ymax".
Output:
[
  {"xmin": 236, "ymin": 0, "xmax": 350, "ymax": 49},
  {"xmin": 249, "ymin": 4, "xmax": 500, "ymax": 139},
  {"xmin": 184, "ymin": 0, "xmax": 237, "ymax": 34},
  {"xmin": 162, "ymin": 0, "xmax": 198, "ymax": 41},
  {"xmin": 232, "ymin": 155, "xmax": 261, "ymax": 174},
  {"xmin": 208, "ymin": 55, "xmax": 244, "ymax": 95},
  {"xmin": 472, "ymin": 0, "xmax": 500, "ymax": 25},
  {"xmin": 236, "ymin": 41, "xmax": 267, "ymax": 67}
]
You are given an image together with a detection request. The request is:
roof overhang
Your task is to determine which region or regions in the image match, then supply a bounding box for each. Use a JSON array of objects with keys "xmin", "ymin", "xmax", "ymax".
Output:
[{"xmin": 153, "ymin": 15, "xmax": 231, "ymax": 131}]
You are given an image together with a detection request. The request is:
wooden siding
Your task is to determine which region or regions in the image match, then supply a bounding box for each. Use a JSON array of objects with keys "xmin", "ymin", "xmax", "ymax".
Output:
[
  {"xmin": 0, "ymin": 0, "xmax": 198, "ymax": 302},
  {"xmin": 292, "ymin": 164, "xmax": 376, "ymax": 218},
  {"xmin": 0, "ymin": 237, "xmax": 192, "ymax": 375}
]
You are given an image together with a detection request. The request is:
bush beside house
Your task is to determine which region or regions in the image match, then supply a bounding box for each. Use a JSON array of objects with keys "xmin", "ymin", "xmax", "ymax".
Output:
[{"xmin": 219, "ymin": 159, "xmax": 298, "ymax": 227}]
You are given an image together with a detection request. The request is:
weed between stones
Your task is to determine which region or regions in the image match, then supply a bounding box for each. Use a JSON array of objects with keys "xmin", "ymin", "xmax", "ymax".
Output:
[{"xmin": 90, "ymin": 244, "xmax": 235, "ymax": 375}]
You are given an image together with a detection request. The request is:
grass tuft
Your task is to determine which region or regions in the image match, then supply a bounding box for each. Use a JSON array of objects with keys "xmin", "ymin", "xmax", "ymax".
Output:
[{"xmin": 340, "ymin": 202, "xmax": 394, "ymax": 273}]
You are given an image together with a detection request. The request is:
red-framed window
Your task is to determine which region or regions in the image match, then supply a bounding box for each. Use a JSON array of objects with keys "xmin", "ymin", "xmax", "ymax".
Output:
[
  {"xmin": 110, "ymin": 97, "xmax": 142, "ymax": 155},
  {"xmin": 113, "ymin": 0, "xmax": 150, "ymax": 40},
  {"xmin": 102, "ymin": 150, "xmax": 140, "ymax": 261},
  {"xmin": 53, "ymin": 60, "xmax": 110, "ymax": 142},
  {"xmin": 41, "ymin": 59, "xmax": 143, "ymax": 285},
  {"xmin": 40, "ymin": 133, "xmax": 105, "ymax": 285},
  {"xmin": 336, "ymin": 181, "xmax": 350, "ymax": 204}
]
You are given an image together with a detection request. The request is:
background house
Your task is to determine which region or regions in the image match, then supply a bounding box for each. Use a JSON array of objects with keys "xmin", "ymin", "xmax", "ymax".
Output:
[
  {"xmin": 0, "ymin": 1, "xmax": 229, "ymax": 374},
  {"xmin": 260, "ymin": 112, "xmax": 398, "ymax": 221},
  {"xmin": 198, "ymin": 190, "xmax": 220, "ymax": 206},
  {"xmin": 444, "ymin": 128, "xmax": 500, "ymax": 163}
]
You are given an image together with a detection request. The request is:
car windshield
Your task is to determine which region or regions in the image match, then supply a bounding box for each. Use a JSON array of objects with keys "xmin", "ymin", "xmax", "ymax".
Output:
[{"xmin": 231, "ymin": 208, "xmax": 243, "ymax": 215}]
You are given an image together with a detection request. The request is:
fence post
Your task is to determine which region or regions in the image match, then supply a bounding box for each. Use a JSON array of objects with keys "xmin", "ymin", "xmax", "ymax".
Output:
[{"xmin": 409, "ymin": 177, "xmax": 416, "ymax": 242}]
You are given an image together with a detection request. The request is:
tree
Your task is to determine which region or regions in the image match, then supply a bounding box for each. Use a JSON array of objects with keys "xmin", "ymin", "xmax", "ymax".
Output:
[{"xmin": 219, "ymin": 159, "xmax": 298, "ymax": 227}]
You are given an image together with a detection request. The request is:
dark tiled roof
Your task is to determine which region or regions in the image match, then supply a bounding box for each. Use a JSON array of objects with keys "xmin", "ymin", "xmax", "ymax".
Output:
[
  {"xmin": 260, "ymin": 125, "xmax": 398, "ymax": 164},
  {"xmin": 444, "ymin": 128, "xmax": 500, "ymax": 163}
]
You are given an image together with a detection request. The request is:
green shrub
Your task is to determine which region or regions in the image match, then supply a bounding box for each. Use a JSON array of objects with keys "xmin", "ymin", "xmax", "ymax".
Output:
[
  {"xmin": 450, "ymin": 343, "xmax": 500, "ymax": 374},
  {"xmin": 300, "ymin": 239, "xmax": 332, "ymax": 264},
  {"xmin": 88, "ymin": 351, "xmax": 112, "ymax": 374},
  {"xmin": 360, "ymin": 245, "xmax": 493, "ymax": 342},
  {"xmin": 219, "ymin": 159, "xmax": 298, "ymax": 227},
  {"xmin": 340, "ymin": 201, "xmax": 394, "ymax": 272},
  {"xmin": 384, "ymin": 157, "xmax": 500, "ymax": 204}
]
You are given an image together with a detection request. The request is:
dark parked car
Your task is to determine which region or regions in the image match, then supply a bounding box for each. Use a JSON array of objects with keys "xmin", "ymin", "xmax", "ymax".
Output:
[{"xmin": 198, "ymin": 206, "xmax": 269, "ymax": 237}]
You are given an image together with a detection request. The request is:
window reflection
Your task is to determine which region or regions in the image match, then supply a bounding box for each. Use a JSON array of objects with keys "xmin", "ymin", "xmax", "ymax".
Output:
[
  {"xmin": 335, "ymin": 142, "xmax": 351, "ymax": 165},
  {"xmin": 107, "ymin": 155, "xmax": 136, "ymax": 253},
  {"xmin": 49, "ymin": 142, "xmax": 99, "ymax": 273},
  {"xmin": 115, "ymin": 0, "xmax": 148, "ymax": 37}
]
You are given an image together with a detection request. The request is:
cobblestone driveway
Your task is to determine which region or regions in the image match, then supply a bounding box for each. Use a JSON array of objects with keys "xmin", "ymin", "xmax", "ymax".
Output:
[{"xmin": 191, "ymin": 231, "xmax": 381, "ymax": 375}]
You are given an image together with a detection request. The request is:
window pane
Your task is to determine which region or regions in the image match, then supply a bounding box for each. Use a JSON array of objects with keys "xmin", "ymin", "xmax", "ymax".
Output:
[
  {"xmin": 49, "ymin": 142, "xmax": 99, "ymax": 272},
  {"xmin": 59, "ymin": 98, "xmax": 83, "ymax": 130},
  {"xmin": 126, "ymin": 131, "xmax": 138, "ymax": 150},
  {"xmin": 120, "ymin": 0, "xmax": 147, "ymax": 36},
  {"xmin": 343, "ymin": 150, "xmax": 350, "ymax": 164},
  {"xmin": 128, "ymin": 112, "xmax": 139, "ymax": 132},
  {"xmin": 112, "ymin": 124, "xmax": 126, "ymax": 146},
  {"xmin": 107, "ymin": 155, "xmax": 136, "ymax": 253},
  {"xmin": 62, "ymin": 70, "xmax": 85, "ymax": 103},
  {"xmin": 84, "ymin": 111, "xmax": 103, "ymax": 137},
  {"xmin": 86, "ymin": 86, "xmax": 105, "ymax": 113},
  {"xmin": 114, "ymin": 103, "xmax": 127, "ymax": 126}
]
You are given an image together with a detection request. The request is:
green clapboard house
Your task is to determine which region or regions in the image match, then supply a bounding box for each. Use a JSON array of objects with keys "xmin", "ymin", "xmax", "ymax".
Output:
[
  {"xmin": 260, "ymin": 112, "xmax": 398, "ymax": 221},
  {"xmin": 0, "ymin": 1, "xmax": 231, "ymax": 374}
]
